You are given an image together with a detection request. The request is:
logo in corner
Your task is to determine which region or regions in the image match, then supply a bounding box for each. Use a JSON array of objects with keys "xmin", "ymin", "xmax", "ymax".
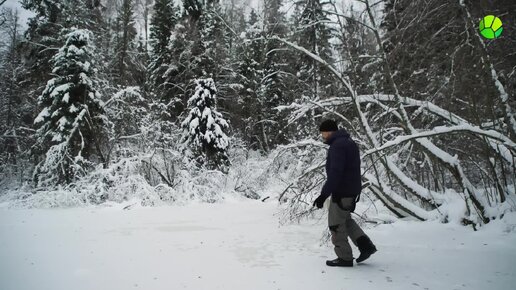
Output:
[{"xmin": 479, "ymin": 15, "xmax": 503, "ymax": 39}]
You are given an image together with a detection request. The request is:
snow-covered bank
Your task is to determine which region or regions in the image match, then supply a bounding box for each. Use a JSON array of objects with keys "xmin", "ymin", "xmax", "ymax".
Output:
[
  {"xmin": 0, "ymin": 146, "xmax": 291, "ymax": 209},
  {"xmin": 1, "ymin": 200, "xmax": 515, "ymax": 290}
]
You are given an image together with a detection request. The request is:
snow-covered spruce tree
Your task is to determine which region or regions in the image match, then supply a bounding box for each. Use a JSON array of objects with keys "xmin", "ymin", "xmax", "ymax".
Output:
[
  {"xmin": 181, "ymin": 78, "xmax": 230, "ymax": 171},
  {"xmin": 148, "ymin": 0, "xmax": 178, "ymax": 81},
  {"xmin": 33, "ymin": 28, "xmax": 106, "ymax": 187},
  {"xmin": 232, "ymin": 9, "xmax": 267, "ymax": 151},
  {"xmin": 177, "ymin": 0, "xmax": 231, "ymax": 86},
  {"xmin": 148, "ymin": 0, "xmax": 180, "ymax": 118},
  {"xmin": 20, "ymin": 0, "xmax": 105, "ymax": 170},
  {"xmin": 149, "ymin": 0, "xmax": 178, "ymax": 56},
  {"xmin": 146, "ymin": 0, "xmax": 201, "ymax": 120},
  {"xmin": 293, "ymin": 0, "xmax": 335, "ymax": 99},
  {"xmin": 257, "ymin": 0, "xmax": 296, "ymax": 150},
  {"xmin": 183, "ymin": 0, "xmax": 202, "ymax": 22},
  {"xmin": 195, "ymin": 0, "xmax": 237, "ymax": 140},
  {"xmin": 196, "ymin": 0, "xmax": 229, "ymax": 80},
  {"xmin": 22, "ymin": 0, "xmax": 102, "ymax": 88},
  {"xmin": 111, "ymin": 0, "xmax": 138, "ymax": 86},
  {"xmin": 290, "ymin": 0, "xmax": 336, "ymax": 140},
  {"xmin": 21, "ymin": 0, "xmax": 66, "ymax": 114},
  {"xmin": 159, "ymin": 0, "xmax": 231, "ymax": 119}
]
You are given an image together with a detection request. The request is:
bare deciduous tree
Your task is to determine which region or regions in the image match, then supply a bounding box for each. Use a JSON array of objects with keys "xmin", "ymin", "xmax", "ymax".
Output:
[{"xmin": 274, "ymin": 0, "xmax": 515, "ymax": 227}]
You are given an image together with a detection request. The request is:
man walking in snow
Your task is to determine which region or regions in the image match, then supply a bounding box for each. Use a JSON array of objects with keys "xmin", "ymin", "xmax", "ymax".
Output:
[{"xmin": 313, "ymin": 120, "xmax": 377, "ymax": 267}]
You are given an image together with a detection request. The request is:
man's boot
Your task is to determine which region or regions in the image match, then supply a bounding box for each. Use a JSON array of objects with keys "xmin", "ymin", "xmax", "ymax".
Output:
[
  {"xmin": 326, "ymin": 258, "xmax": 353, "ymax": 267},
  {"xmin": 356, "ymin": 236, "xmax": 377, "ymax": 263}
]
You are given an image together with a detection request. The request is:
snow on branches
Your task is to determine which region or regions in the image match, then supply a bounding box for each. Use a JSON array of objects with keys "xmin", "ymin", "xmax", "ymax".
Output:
[
  {"xmin": 33, "ymin": 28, "xmax": 105, "ymax": 187},
  {"xmin": 274, "ymin": 30, "xmax": 515, "ymax": 226},
  {"xmin": 181, "ymin": 78, "xmax": 230, "ymax": 171}
]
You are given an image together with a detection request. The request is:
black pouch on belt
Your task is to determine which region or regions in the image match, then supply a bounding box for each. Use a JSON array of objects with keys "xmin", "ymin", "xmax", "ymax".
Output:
[{"xmin": 332, "ymin": 196, "xmax": 356, "ymax": 212}]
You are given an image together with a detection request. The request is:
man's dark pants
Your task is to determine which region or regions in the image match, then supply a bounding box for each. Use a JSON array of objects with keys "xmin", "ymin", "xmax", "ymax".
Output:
[{"xmin": 328, "ymin": 197, "xmax": 366, "ymax": 261}]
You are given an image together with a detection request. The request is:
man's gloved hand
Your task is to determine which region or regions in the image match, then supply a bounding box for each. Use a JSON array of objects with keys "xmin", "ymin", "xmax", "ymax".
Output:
[{"xmin": 313, "ymin": 195, "xmax": 327, "ymax": 209}]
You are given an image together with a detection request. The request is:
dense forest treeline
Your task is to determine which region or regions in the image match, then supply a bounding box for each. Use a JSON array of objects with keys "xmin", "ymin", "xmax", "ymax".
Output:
[{"xmin": 0, "ymin": 0, "xmax": 514, "ymax": 227}]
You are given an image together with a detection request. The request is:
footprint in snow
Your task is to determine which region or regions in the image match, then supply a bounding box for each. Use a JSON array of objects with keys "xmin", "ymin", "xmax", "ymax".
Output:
[{"xmin": 385, "ymin": 276, "xmax": 393, "ymax": 282}]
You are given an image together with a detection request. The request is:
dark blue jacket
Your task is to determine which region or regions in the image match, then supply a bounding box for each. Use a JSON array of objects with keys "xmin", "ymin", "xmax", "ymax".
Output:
[{"xmin": 321, "ymin": 129, "xmax": 362, "ymax": 199}]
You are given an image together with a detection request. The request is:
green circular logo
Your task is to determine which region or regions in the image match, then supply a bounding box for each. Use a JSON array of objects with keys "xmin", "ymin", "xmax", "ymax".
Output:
[{"xmin": 479, "ymin": 15, "xmax": 503, "ymax": 39}]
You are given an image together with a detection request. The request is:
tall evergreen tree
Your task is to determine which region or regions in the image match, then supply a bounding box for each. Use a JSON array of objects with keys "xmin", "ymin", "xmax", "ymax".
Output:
[
  {"xmin": 291, "ymin": 0, "xmax": 336, "ymax": 139},
  {"xmin": 21, "ymin": 0, "xmax": 104, "ymax": 134},
  {"xmin": 149, "ymin": 0, "xmax": 178, "ymax": 95},
  {"xmin": 232, "ymin": 9, "xmax": 268, "ymax": 151},
  {"xmin": 177, "ymin": 0, "xmax": 231, "ymax": 82},
  {"xmin": 164, "ymin": 17, "xmax": 194, "ymax": 118},
  {"xmin": 147, "ymin": 0, "xmax": 193, "ymax": 120},
  {"xmin": 181, "ymin": 78, "xmax": 230, "ymax": 171},
  {"xmin": 196, "ymin": 0, "xmax": 233, "ymax": 120},
  {"xmin": 259, "ymin": 0, "xmax": 294, "ymax": 150},
  {"xmin": 33, "ymin": 29, "xmax": 106, "ymax": 186},
  {"xmin": 149, "ymin": 0, "xmax": 177, "ymax": 56},
  {"xmin": 22, "ymin": 0, "xmax": 100, "ymax": 82},
  {"xmin": 293, "ymin": 0, "xmax": 335, "ymax": 100},
  {"xmin": 21, "ymin": 0, "xmax": 66, "ymax": 101},
  {"xmin": 112, "ymin": 0, "xmax": 138, "ymax": 85},
  {"xmin": 159, "ymin": 0, "xmax": 231, "ymax": 120},
  {"xmin": 147, "ymin": 0, "xmax": 180, "ymax": 119}
]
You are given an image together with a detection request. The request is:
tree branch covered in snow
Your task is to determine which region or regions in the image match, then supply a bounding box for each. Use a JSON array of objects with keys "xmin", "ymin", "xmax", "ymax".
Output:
[{"xmin": 272, "ymin": 0, "xmax": 515, "ymax": 226}]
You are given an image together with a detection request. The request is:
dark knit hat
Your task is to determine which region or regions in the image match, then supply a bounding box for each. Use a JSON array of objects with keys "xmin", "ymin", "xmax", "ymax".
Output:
[{"xmin": 319, "ymin": 119, "xmax": 338, "ymax": 132}]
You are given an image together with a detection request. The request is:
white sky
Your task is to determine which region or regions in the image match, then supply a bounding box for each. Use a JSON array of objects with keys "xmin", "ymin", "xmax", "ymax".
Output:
[{"xmin": 1, "ymin": 0, "xmax": 35, "ymax": 30}]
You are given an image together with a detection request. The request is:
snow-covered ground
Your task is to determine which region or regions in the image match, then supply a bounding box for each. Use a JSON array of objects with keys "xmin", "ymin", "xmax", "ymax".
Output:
[{"xmin": 1, "ymin": 199, "xmax": 516, "ymax": 290}]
